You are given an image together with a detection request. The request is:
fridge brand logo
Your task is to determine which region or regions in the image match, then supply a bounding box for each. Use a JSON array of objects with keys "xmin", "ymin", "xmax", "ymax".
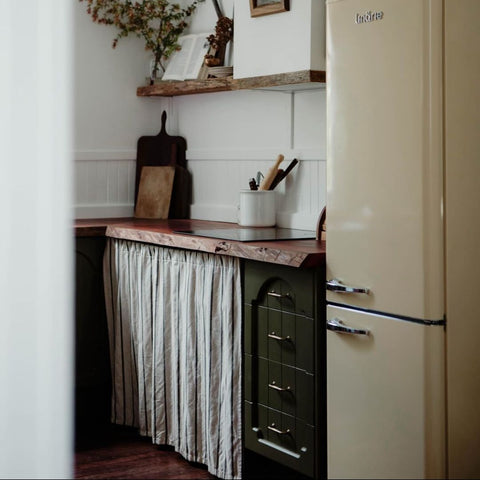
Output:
[{"xmin": 355, "ymin": 10, "xmax": 384, "ymax": 24}]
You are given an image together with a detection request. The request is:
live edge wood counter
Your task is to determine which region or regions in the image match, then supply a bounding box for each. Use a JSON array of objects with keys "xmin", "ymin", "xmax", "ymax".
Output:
[{"xmin": 75, "ymin": 218, "xmax": 325, "ymax": 268}]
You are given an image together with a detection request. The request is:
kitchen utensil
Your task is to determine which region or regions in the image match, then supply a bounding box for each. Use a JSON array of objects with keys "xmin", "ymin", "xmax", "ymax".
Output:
[
  {"xmin": 258, "ymin": 154, "xmax": 284, "ymax": 190},
  {"xmin": 134, "ymin": 166, "xmax": 175, "ymax": 219},
  {"xmin": 269, "ymin": 158, "xmax": 299, "ymax": 190},
  {"xmin": 268, "ymin": 169, "xmax": 285, "ymax": 190}
]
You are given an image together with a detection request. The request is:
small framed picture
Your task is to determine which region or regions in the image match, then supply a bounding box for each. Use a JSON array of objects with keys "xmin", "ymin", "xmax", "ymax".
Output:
[{"xmin": 249, "ymin": 0, "xmax": 290, "ymax": 18}]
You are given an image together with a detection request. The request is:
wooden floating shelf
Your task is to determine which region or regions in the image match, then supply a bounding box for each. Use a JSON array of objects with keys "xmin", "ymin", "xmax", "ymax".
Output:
[{"xmin": 137, "ymin": 70, "xmax": 326, "ymax": 97}]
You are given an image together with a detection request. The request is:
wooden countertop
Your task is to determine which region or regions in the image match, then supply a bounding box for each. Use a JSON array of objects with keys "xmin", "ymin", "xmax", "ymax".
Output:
[{"xmin": 75, "ymin": 218, "xmax": 325, "ymax": 268}]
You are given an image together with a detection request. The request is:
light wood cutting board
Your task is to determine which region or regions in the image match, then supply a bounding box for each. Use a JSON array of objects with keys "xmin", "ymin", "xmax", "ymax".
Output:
[{"xmin": 134, "ymin": 166, "xmax": 175, "ymax": 219}]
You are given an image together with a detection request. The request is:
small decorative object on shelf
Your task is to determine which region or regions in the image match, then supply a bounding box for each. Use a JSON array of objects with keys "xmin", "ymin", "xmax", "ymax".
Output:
[
  {"xmin": 203, "ymin": 0, "xmax": 233, "ymax": 75},
  {"xmin": 79, "ymin": 0, "xmax": 205, "ymax": 85},
  {"xmin": 207, "ymin": 66, "xmax": 233, "ymax": 78},
  {"xmin": 205, "ymin": 16, "xmax": 233, "ymax": 68},
  {"xmin": 249, "ymin": 0, "xmax": 290, "ymax": 18},
  {"xmin": 148, "ymin": 57, "xmax": 164, "ymax": 84}
]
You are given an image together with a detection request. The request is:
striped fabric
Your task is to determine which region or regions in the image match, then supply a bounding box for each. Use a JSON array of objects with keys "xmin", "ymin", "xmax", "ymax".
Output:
[{"xmin": 103, "ymin": 239, "xmax": 242, "ymax": 479}]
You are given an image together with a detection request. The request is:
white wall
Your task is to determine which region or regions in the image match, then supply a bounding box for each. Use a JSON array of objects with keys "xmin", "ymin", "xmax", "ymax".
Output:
[
  {"xmin": 74, "ymin": 0, "xmax": 327, "ymax": 230},
  {"xmin": 0, "ymin": 0, "xmax": 73, "ymax": 477},
  {"xmin": 234, "ymin": 0, "xmax": 325, "ymax": 78},
  {"xmin": 74, "ymin": 0, "xmax": 167, "ymax": 218}
]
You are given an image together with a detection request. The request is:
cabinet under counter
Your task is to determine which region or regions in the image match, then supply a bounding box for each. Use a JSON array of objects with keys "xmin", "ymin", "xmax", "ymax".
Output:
[
  {"xmin": 74, "ymin": 218, "xmax": 325, "ymax": 479},
  {"xmin": 243, "ymin": 260, "xmax": 326, "ymax": 479}
]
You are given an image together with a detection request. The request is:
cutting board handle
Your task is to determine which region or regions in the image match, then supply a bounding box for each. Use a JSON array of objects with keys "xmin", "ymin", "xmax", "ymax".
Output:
[{"xmin": 159, "ymin": 110, "xmax": 167, "ymax": 136}]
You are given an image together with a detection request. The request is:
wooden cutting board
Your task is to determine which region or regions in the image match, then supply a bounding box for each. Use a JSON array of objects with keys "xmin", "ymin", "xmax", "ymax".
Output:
[
  {"xmin": 169, "ymin": 165, "xmax": 190, "ymax": 219},
  {"xmin": 134, "ymin": 111, "xmax": 187, "ymax": 205},
  {"xmin": 134, "ymin": 111, "xmax": 190, "ymax": 218},
  {"xmin": 134, "ymin": 166, "xmax": 175, "ymax": 219}
]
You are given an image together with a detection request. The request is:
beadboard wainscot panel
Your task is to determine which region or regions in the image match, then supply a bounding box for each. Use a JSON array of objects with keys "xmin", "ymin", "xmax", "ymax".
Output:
[
  {"xmin": 188, "ymin": 158, "xmax": 325, "ymax": 230},
  {"xmin": 75, "ymin": 152, "xmax": 136, "ymax": 218}
]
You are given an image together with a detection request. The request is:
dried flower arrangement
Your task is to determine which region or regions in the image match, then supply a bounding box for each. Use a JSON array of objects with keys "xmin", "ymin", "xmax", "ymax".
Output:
[
  {"xmin": 79, "ymin": 0, "xmax": 205, "ymax": 82},
  {"xmin": 205, "ymin": 16, "xmax": 233, "ymax": 67}
]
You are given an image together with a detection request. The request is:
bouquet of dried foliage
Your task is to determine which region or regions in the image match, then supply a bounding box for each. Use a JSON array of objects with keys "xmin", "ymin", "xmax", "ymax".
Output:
[
  {"xmin": 79, "ymin": 0, "xmax": 205, "ymax": 80},
  {"xmin": 205, "ymin": 16, "xmax": 233, "ymax": 67}
]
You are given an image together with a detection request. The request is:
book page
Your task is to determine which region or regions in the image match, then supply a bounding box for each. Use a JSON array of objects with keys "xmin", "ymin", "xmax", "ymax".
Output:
[
  {"xmin": 163, "ymin": 33, "xmax": 212, "ymax": 81},
  {"xmin": 184, "ymin": 35, "xmax": 210, "ymax": 79},
  {"xmin": 163, "ymin": 36, "xmax": 194, "ymax": 80}
]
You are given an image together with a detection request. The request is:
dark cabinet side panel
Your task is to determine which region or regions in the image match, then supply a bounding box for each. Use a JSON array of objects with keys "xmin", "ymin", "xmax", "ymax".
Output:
[{"xmin": 75, "ymin": 236, "xmax": 111, "ymax": 437}]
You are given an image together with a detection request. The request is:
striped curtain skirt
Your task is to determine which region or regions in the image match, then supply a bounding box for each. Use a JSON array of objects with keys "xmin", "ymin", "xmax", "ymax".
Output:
[{"xmin": 103, "ymin": 239, "xmax": 242, "ymax": 479}]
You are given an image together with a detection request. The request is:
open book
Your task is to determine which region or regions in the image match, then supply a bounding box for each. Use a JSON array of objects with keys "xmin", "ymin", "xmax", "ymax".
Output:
[{"xmin": 163, "ymin": 33, "xmax": 212, "ymax": 81}]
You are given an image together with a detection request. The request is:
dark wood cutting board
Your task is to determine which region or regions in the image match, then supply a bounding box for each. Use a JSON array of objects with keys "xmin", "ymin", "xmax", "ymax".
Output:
[
  {"xmin": 170, "ymin": 165, "xmax": 190, "ymax": 219},
  {"xmin": 134, "ymin": 111, "xmax": 189, "ymax": 218}
]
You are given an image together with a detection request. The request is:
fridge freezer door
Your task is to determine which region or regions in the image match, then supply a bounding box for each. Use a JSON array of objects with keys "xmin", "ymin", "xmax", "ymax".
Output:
[
  {"xmin": 327, "ymin": 305, "xmax": 445, "ymax": 479},
  {"xmin": 326, "ymin": 0, "xmax": 444, "ymax": 321}
]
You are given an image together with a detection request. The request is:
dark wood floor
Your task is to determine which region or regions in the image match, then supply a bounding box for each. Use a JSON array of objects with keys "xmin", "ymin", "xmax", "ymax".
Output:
[
  {"xmin": 75, "ymin": 425, "xmax": 215, "ymax": 479},
  {"xmin": 75, "ymin": 425, "xmax": 309, "ymax": 480}
]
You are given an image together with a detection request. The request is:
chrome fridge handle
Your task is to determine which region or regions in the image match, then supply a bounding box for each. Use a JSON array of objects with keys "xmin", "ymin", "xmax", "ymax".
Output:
[
  {"xmin": 327, "ymin": 317, "xmax": 370, "ymax": 336},
  {"xmin": 326, "ymin": 278, "xmax": 370, "ymax": 294}
]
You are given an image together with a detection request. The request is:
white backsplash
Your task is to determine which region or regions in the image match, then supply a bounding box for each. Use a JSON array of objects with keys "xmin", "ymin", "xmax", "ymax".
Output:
[{"xmin": 75, "ymin": 155, "xmax": 136, "ymax": 218}]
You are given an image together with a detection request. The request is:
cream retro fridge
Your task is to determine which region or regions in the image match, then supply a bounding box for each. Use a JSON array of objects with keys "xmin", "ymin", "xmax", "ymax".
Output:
[{"xmin": 326, "ymin": 0, "xmax": 480, "ymax": 478}]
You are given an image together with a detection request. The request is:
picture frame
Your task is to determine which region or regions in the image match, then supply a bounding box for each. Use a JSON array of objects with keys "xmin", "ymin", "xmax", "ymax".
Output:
[{"xmin": 249, "ymin": 0, "xmax": 290, "ymax": 18}]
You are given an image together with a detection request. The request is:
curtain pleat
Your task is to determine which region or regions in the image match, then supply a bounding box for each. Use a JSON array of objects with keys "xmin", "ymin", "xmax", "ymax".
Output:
[{"xmin": 103, "ymin": 239, "xmax": 242, "ymax": 479}]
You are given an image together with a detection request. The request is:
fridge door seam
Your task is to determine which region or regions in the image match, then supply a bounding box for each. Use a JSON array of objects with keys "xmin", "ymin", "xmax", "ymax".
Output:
[{"xmin": 327, "ymin": 301, "xmax": 445, "ymax": 326}]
